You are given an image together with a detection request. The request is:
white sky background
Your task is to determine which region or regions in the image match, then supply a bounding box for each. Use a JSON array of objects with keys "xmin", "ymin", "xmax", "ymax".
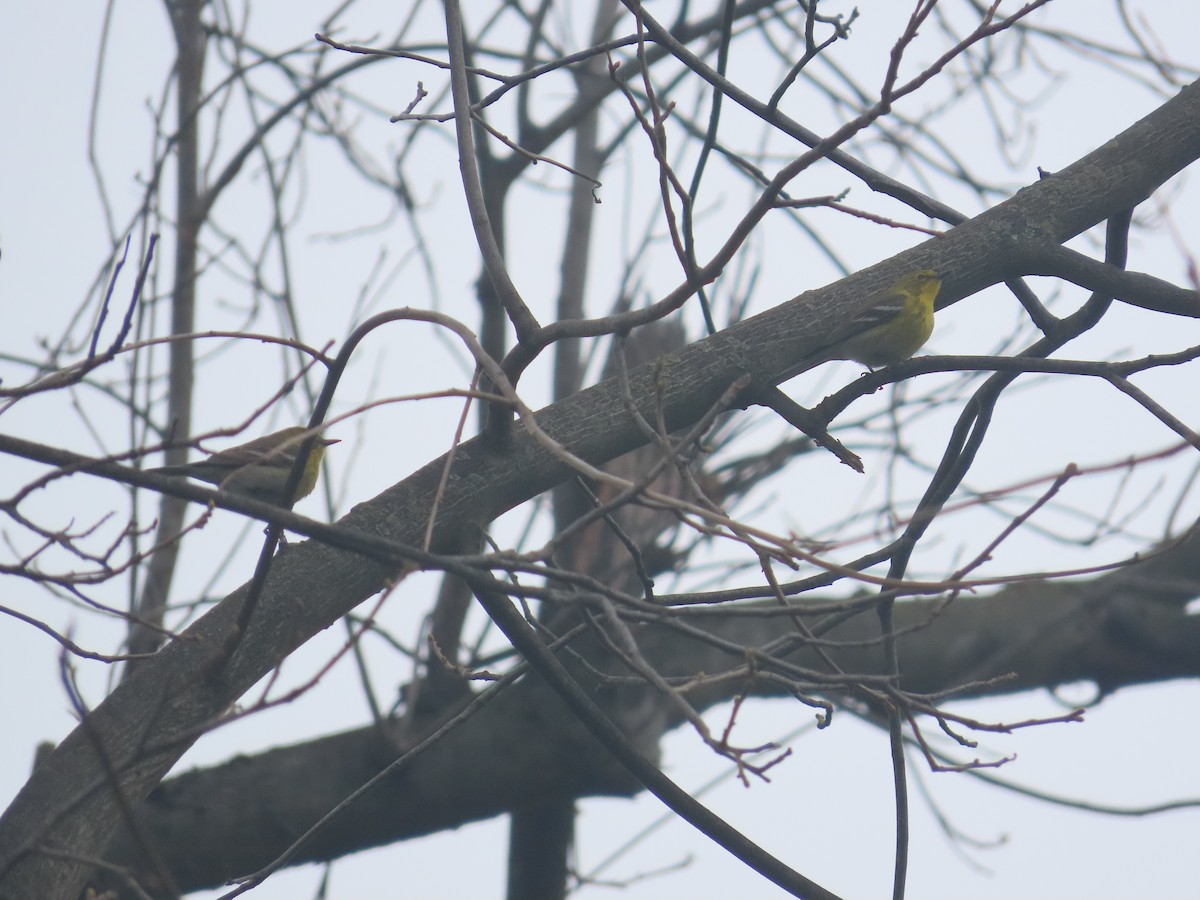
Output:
[{"xmin": 1, "ymin": 2, "xmax": 1199, "ymax": 898}]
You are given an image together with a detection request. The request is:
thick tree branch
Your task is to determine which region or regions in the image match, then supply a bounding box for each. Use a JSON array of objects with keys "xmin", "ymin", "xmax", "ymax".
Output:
[{"xmin": 96, "ymin": 526, "xmax": 1200, "ymax": 893}]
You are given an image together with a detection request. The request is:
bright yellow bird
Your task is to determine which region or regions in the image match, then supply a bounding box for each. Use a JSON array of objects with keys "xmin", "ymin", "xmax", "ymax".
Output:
[
  {"xmin": 153, "ymin": 426, "xmax": 337, "ymax": 504},
  {"xmin": 829, "ymin": 269, "xmax": 941, "ymax": 369}
]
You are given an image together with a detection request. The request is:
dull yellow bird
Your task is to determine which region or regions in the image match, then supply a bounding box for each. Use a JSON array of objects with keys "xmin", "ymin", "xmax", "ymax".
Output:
[
  {"xmin": 828, "ymin": 269, "xmax": 941, "ymax": 369},
  {"xmin": 153, "ymin": 425, "xmax": 337, "ymax": 504}
]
